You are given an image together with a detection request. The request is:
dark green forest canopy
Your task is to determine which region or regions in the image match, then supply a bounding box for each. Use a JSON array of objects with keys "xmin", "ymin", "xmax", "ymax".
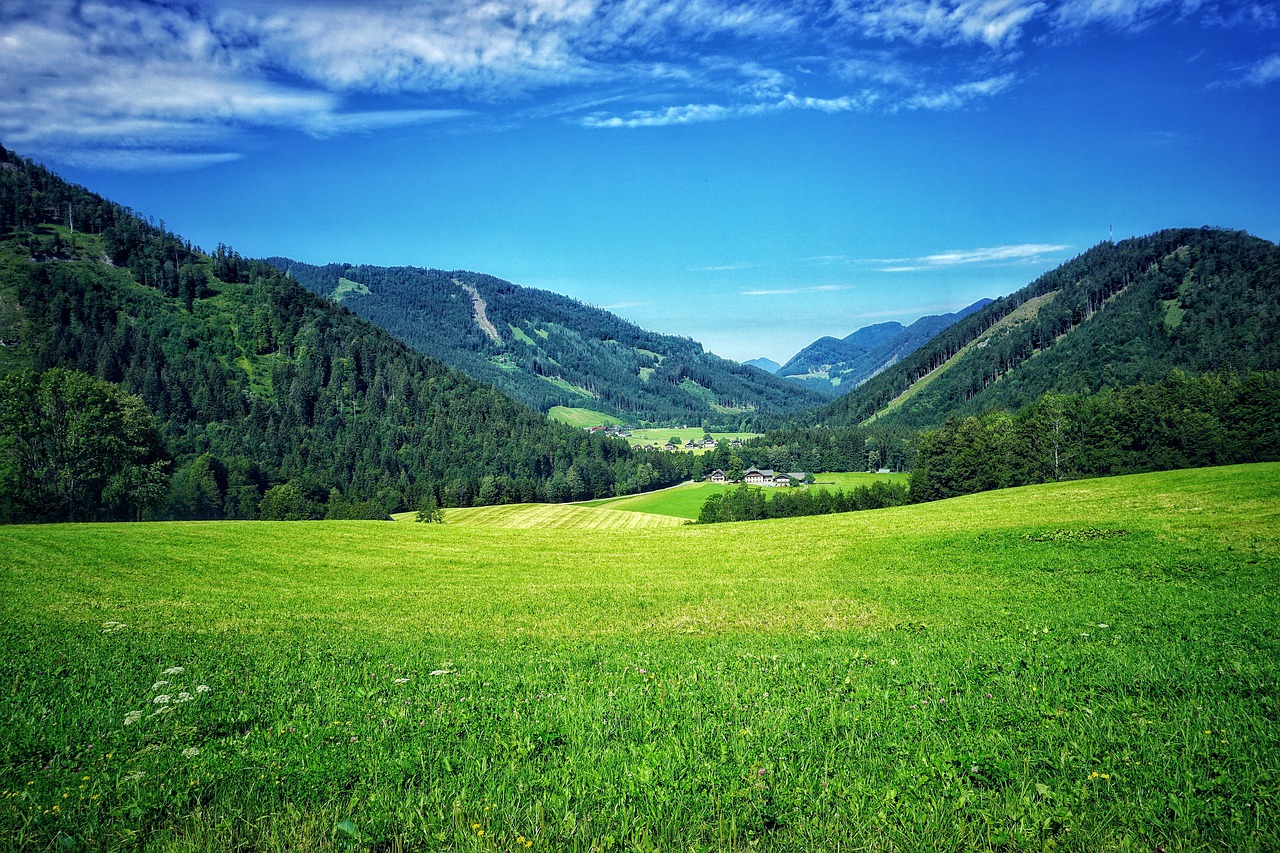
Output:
[
  {"xmin": 0, "ymin": 146, "xmax": 705, "ymax": 520},
  {"xmin": 271, "ymin": 258, "xmax": 828, "ymax": 427}
]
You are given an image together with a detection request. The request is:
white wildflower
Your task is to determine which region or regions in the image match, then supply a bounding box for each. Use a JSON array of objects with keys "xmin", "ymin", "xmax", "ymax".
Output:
[
  {"xmin": 175, "ymin": 692, "xmax": 193, "ymax": 703},
  {"xmin": 151, "ymin": 681, "xmax": 170, "ymax": 691},
  {"xmin": 123, "ymin": 710, "xmax": 143, "ymax": 726},
  {"xmin": 429, "ymin": 669, "xmax": 454, "ymax": 677},
  {"xmin": 1098, "ymin": 623, "xmax": 1109, "ymax": 629},
  {"xmin": 182, "ymin": 747, "xmax": 200, "ymax": 758},
  {"xmin": 195, "ymin": 684, "xmax": 211, "ymax": 694},
  {"xmin": 102, "ymin": 621, "xmax": 126, "ymax": 634},
  {"xmin": 393, "ymin": 678, "xmax": 410, "ymax": 685},
  {"xmin": 162, "ymin": 666, "xmax": 185, "ymax": 676},
  {"xmin": 153, "ymin": 694, "xmax": 172, "ymax": 705},
  {"xmin": 124, "ymin": 771, "xmax": 146, "ymax": 783}
]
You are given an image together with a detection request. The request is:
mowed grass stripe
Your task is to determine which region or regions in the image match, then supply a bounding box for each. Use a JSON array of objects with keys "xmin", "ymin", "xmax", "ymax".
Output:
[{"xmin": 442, "ymin": 502, "xmax": 685, "ymax": 529}]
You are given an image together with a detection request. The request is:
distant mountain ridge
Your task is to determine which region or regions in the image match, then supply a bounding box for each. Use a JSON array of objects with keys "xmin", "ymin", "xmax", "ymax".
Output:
[
  {"xmin": 270, "ymin": 259, "xmax": 828, "ymax": 426},
  {"xmin": 743, "ymin": 357, "xmax": 781, "ymax": 374},
  {"xmin": 775, "ymin": 300, "xmax": 993, "ymax": 396}
]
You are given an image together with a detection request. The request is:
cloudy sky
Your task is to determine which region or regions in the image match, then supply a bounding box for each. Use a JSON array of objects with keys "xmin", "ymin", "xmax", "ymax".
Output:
[{"xmin": 3, "ymin": 0, "xmax": 1277, "ymax": 362}]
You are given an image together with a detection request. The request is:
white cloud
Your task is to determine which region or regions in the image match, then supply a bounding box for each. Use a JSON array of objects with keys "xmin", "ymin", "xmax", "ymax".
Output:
[
  {"xmin": 834, "ymin": 0, "xmax": 1047, "ymax": 49},
  {"xmin": 2, "ymin": 0, "xmax": 1263, "ymax": 169},
  {"xmin": 580, "ymin": 89, "xmax": 881, "ymax": 127},
  {"xmin": 1050, "ymin": 0, "xmax": 1192, "ymax": 31},
  {"xmin": 1241, "ymin": 53, "xmax": 1280, "ymax": 87},
  {"xmin": 881, "ymin": 242, "xmax": 1071, "ymax": 270},
  {"xmin": 903, "ymin": 73, "xmax": 1017, "ymax": 109}
]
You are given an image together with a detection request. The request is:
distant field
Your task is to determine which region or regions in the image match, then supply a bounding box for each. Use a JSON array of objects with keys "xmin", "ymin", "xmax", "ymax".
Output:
[
  {"xmin": 3, "ymin": 463, "xmax": 1278, "ymax": 851},
  {"xmin": 546, "ymin": 406, "xmax": 623, "ymax": 428},
  {"xmin": 810, "ymin": 470, "xmax": 911, "ymax": 489},
  {"xmin": 624, "ymin": 427, "xmax": 760, "ymax": 451},
  {"xmin": 440, "ymin": 502, "xmax": 684, "ymax": 529},
  {"xmin": 580, "ymin": 481, "xmax": 730, "ymax": 519}
]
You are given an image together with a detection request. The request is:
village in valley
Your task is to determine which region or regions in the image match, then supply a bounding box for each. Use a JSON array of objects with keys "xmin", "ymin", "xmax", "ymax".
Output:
[{"xmin": 583, "ymin": 424, "xmax": 808, "ymax": 487}]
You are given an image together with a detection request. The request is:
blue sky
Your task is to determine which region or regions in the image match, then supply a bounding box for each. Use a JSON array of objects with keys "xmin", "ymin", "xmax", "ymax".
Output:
[{"xmin": 3, "ymin": 0, "xmax": 1278, "ymax": 363}]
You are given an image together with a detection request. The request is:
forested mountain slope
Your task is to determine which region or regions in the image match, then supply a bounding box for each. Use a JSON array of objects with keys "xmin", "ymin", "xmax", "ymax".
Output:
[
  {"xmin": 270, "ymin": 259, "xmax": 828, "ymax": 426},
  {"xmin": 0, "ymin": 146, "xmax": 696, "ymax": 521},
  {"xmin": 778, "ymin": 299, "xmax": 992, "ymax": 396},
  {"xmin": 825, "ymin": 228, "xmax": 1280, "ymax": 428}
]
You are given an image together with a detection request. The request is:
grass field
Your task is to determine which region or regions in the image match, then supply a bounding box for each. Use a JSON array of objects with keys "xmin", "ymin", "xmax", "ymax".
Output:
[
  {"xmin": 809, "ymin": 471, "xmax": 911, "ymax": 490},
  {"xmin": 578, "ymin": 481, "xmax": 729, "ymax": 520},
  {"xmin": 2, "ymin": 463, "xmax": 1279, "ymax": 851},
  {"xmin": 439, "ymin": 503, "xmax": 685, "ymax": 529},
  {"xmin": 623, "ymin": 428, "xmax": 760, "ymax": 451},
  {"xmin": 547, "ymin": 407, "xmax": 623, "ymax": 428}
]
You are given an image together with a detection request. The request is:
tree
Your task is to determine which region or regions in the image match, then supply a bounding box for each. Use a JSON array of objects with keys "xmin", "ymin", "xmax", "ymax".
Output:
[
  {"xmin": 415, "ymin": 493, "xmax": 443, "ymax": 523},
  {"xmin": 0, "ymin": 369, "xmax": 170, "ymax": 522}
]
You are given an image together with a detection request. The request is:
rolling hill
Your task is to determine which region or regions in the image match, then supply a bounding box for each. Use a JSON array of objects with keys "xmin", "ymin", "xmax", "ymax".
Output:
[
  {"xmin": 0, "ymin": 145, "xmax": 697, "ymax": 521},
  {"xmin": 269, "ymin": 258, "xmax": 828, "ymax": 427},
  {"xmin": 826, "ymin": 228, "xmax": 1280, "ymax": 428}
]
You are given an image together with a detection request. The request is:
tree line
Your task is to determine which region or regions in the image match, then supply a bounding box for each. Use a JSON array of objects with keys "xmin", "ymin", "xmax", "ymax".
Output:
[
  {"xmin": 696, "ymin": 480, "xmax": 910, "ymax": 524},
  {"xmin": 909, "ymin": 370, "xmax": 1280, "ymax": 502}
]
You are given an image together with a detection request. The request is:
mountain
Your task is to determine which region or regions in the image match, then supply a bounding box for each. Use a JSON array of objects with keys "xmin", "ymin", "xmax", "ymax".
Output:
[
  {"xmin": 268, "ymin": 259, "xmax": 828, "ymax": 426},
  {"xmin": 0, "ymin": 145, "xmax": 698, "ymax": 521},
  {"xmin": 743, "ymin": 357, "xmax": 781, "ymax": 374},
  {"xmin": 825, "ymin": 228, "xmax": 1280, "ymax": 429},
  {"xmin": 778, "ymin": 301, "xmax": 993, "ymax": 396}
]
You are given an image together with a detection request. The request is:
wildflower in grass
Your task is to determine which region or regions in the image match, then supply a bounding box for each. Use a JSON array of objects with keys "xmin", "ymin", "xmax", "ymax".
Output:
[
  {"xmin": 162, "ymin": 666, "xmax": 185, "ymax": 676},
  {"xmin": 153, "ymin": 694, "xmax": 172, "ymax": 704},
  {"xmin": 123, "ymin": 711, "xmax": 143, "ymax": 726},
  {"xmin": 151, "ymin": 681, "xmax": 170, "ymax": 691},
  {"xmin": 182, "ymin": 747, "xmax": 200, "ymax": 758},
  {"xmin": 195, "ymin": 684, "xmax": 211, "ymax": 694},
  {"xmin": 393, "ymin": 677, "xmax": 410, "ymax": 684}
]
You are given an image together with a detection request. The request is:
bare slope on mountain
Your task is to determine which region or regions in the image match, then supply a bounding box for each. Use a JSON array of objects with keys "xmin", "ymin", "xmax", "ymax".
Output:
[
  {"xmin": 271, "ymin": 259, "xmax": 828, "ymax": 426},
  {"xmin": 827, "ymin": 228, "xmax": 1280, "ymax": 429}
]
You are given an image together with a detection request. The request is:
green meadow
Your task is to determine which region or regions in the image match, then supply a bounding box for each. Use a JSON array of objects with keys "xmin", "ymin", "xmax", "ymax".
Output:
[
  {"xmin": 546, "ymin": 407, "xmax": 623, "ymax": 429},
  {"xmin": 2, "ymin": 464, "xmax": 1279, "ymax": 851},
  {"xmin": 578, "ymin": 482, "xmax": 727, "ymax": 520},
  {"xmin": 809, "ymin": 471, "xmax": 911, "ymax": 490},
  {"xmin": 579, "ymin": 473, "xmax": 909, "ymax": 521},
  {"xmin": 623, "ymin": 428, "xmax": 761, "ymax": 452},
  {"xmin": 439, "ymin": 503, "xmax": 684, "ymax": 530}
]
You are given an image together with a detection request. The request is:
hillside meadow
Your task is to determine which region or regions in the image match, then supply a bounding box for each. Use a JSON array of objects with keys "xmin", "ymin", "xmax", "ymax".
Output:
[{"xmin": 2, "ymin": 464, "xmax": 1278, "ymax": 851}]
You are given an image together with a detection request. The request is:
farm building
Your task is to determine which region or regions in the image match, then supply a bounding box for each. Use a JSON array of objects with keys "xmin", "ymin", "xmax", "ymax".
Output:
[
  {"xmin": 742, "ymin": 469, "xmax": 806, "ymax": 487},
  {"xmin": 709, "ymin": 469, "xmax": 728, "ymax": 483}
]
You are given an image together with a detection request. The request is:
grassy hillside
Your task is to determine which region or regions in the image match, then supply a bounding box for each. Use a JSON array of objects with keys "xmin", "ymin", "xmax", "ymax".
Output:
[
  {"xmin": 2, "ymin": 463, "xmax": 1277, "ymax": 850},
  {"xmin": 548, "ymin": 406, "xmax": 623, "ymax": 428}
]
